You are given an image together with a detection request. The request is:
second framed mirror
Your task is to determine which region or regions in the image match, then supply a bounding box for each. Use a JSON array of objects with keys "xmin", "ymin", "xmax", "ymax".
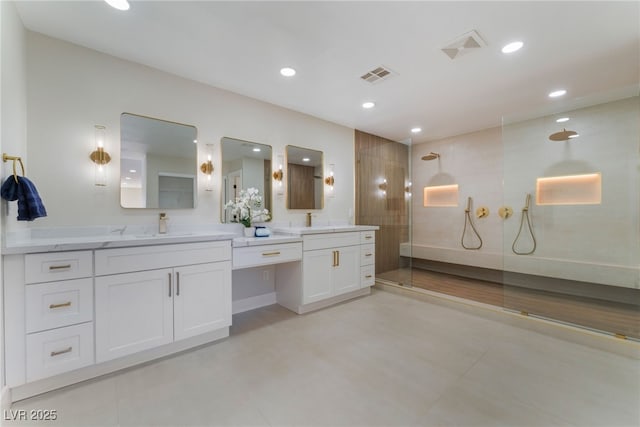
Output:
[
  {"xmin": 221, "ymin": 137, "xmax": 272, "ymax": 223},
  {"xmin": 286, "ymin": 145, "xmax": 323, "ymax": 210}
]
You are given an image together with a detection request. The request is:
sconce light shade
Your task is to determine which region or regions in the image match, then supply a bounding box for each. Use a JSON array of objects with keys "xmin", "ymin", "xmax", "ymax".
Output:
[
  {"xmin": 90, "ymin": 125, "xmax": 110, "ymax": 186},
  {"xmin": 274, "ymin": 154, "xmax": 284, "ymax": 196},
  {"xmin": 200, "ymin": 144, "xmax": 214, "ymax": 191},
  {"xmin": 325, "ymin": 163, "xmax": 335, "ymax": 198}
]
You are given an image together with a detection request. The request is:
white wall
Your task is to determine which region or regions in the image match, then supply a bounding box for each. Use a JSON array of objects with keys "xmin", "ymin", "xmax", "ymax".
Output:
[
  {"xmin": 0, "ymin": 0, "xmax": 28, "ymax": 400},
  {"xmin": 20, "ymin": 32, "xmax": 355, "ymax": 230},
  {"xmin": 411, "ymin": 97, "xmax": 640, "ymax": 289}
]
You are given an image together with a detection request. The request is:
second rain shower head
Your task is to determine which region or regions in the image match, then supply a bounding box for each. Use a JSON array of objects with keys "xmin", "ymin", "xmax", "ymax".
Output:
[
  {"xmin": 421, "ymin": 152, "xmax": 440, "ymax": 161},
  {"xmin": 549, "ymin": 128, "xmax": 578, "ymax": 141}
]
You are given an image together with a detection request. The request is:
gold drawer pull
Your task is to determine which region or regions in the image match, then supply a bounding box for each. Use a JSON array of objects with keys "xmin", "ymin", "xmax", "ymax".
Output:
[
  {"xmin": 49, "ymin": 264, "xmax": 71, "ymax": 271},
  {"xmin": 49, "ymin": 301, "xmax": 72, "ymax": 309},
  {"xmin": 364, "ymin": 235, "xmax": 373, "ymax": 239},
  {"xmin": 365, "ymin": 275, "xmax": 373, "ymax": 279},
  {"xmin": 365, "ymin": 253, "xmax": 373, "ymax": 257},
  {"xmin": 50, "ymin": 347, "xmax": 72, "ymax": 357},
  {"xmin": 262, "ymin": 251, "xmax": 281, "ymax": 257}
]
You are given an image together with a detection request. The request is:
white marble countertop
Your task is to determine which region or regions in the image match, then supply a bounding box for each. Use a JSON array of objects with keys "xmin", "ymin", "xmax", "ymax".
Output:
[
  {"xmin": 3, "ymin": 225, "xmax": 239, "ymax": 254},
  {"xmin": 271, "ymin": 224, "xmax": 379, "ymax": 235}
]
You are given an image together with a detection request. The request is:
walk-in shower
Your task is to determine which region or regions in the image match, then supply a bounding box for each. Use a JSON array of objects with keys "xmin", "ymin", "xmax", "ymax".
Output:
[{"xmin": 359, "ymin": 94, "xmax": 640, "ymax": 341}]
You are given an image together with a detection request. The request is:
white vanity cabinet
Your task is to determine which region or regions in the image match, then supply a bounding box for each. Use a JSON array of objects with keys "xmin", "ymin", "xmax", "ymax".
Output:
[
  {"xmin": 94, "ymin": 241, "xmax": 231, "ymax": 363},
  {"xmin": 302, "ymin": 234, "xmax": 361, "ymax": 304},
  {"xmin": 23, "ymin": 251, "xmax": 95, "ymax": 382},
  {"xmin": 277, "ymin": 229, "xmax": 376, "ymax": 314}
]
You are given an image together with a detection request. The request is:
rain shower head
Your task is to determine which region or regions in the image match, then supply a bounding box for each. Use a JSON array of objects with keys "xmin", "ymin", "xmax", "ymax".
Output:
[
  {"xmin": 421, "ymin": 152, "xmax": 440, "ymax": 161},
  {"xmin": 549, "ymin": 128, "xmax": 578, "ymax": 141}
]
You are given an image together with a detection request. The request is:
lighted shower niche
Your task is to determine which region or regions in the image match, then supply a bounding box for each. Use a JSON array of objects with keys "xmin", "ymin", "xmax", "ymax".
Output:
[
  {"xmin": 423, "ymin": 184, "xmax": 459, "ymax": 207},
  {"xmin": 536, "ymin": 173, "xmax": 602, "ymax": 205}
]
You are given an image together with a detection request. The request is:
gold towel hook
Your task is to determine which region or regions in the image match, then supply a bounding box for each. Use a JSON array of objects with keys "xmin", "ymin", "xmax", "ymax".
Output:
[{"xmin": 3, "ymin": 153, "xmax": 25, "ymax": 183}]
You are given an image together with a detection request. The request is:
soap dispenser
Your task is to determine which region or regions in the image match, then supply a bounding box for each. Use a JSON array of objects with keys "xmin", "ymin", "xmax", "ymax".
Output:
[{"xmin": 159, "ymin": 212, "xmax": 169, "ymax": 234}]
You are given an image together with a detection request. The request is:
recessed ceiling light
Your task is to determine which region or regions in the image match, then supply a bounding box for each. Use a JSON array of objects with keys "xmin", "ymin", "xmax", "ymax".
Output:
[
  {"xmin": 302, "ymin": 157, "xmax": 310, "ymax": 162},
  {"xmin": 549, "ymin": 89, "xmax": 567, "ymax": 98},
  {"xmin": 193, "ymin": 139, "xmax": 198, "ymax": 144},
  {"xmin": 411, "ymin": 127, "xmax": 422, "ymax": 133},
  {"xmin": 280, "ymin": 67, "xmax": 296, "ymax": 77},
  {"xmin": 105, "ymin": 0, "xmax": 130, "ymax": 11},
  {"xmin": 253, "ymin": 148, "xmax": 261, "ymax": 152},
  {"xmin": 362, "ymin": 101, "xmax": 375, "ymax": 109},
  {"xmin": 556, "ymin": 117, "xmax": 570, "ymax": 123},
  {"xmin": 129, "ymin": 169, "xmax": 137, "ymax": 173},
  {"xmin": 501, "ymin": 41, "xmax": 523, "ymax": 54}
]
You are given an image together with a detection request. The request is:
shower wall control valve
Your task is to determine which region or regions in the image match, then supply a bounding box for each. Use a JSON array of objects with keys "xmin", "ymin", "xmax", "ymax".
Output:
[
  {"xmin": 498, "ymin": 206, "xmax": 513, "ymax": 219},
  {"xmin": 475, "ymin": 207, "xmax": 489, "ymax": 218}
]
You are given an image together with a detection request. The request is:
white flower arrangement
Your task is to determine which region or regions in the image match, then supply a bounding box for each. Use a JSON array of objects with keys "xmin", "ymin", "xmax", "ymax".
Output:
[{"xmin": 224, "ymin": 187, "xmax": 271, "ymax": 227}]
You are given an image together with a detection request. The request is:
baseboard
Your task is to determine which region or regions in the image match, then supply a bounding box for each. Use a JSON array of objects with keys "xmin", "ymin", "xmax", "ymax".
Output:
[
  {"xmin": 232, "ymin": 292, "xmax": 277, "ymax": 315},
  {"xmin": 297, "ymin": 287, "xmax": 371, "ymax": 314},
  {"xmin": 375, "ymin": 281, "xmax": 640, "ymax": 360},
  {"xmin": 1, "ymin": 386, "xmax": 11, "ymax": 410},
  {"xmin": 9, "ymin": 327, "xmax": 229, "ymax": 403}
]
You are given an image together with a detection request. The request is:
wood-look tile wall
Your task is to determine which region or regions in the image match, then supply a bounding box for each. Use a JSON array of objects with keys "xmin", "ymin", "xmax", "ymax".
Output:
[{"xmin": 355, "ymin": 130, "xmax": 410, "ymax": 274}]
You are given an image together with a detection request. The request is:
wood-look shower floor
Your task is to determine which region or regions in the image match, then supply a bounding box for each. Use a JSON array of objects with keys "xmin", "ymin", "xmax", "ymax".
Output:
[{"xmin": 377, "ymin": 268, "xmax": 640, "ymax": 340}]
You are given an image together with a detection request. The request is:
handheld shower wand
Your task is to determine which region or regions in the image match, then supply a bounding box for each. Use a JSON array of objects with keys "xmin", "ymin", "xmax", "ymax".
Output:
[
  {"xmin": 461, "ymin": 197, "xmax": 483, "ymax": 250},
  {"xmin": 512, "ymin": 193, "xmax": 537, "ymax": 255}
]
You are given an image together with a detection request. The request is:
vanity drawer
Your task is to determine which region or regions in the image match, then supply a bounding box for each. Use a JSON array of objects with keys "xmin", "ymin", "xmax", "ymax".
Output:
[
  {"xmin": 303, "ymin": 232, "xmax": 360, "ymax": 251},
  {"xmin": 25, "ymin": 251, "xmax": 93, "ymax": 284},
  {"xmin": 25, "ymin": 278, "xmax": 93, "ymax": 333},
  {"xmin": 361, "ymin": 265, "xmax": 375, "ymax": 287},
  {"xmin": 360, "ymin": 244, "xmax": 375, "ymax": 266},
  {"xmin": 95, "ymin": 241, "xmax": 231, "ymax": 276},
  {"xmin": 360, "ymin": 230, "xmax": 375, "ymax": 244},
  {"xmin": 233, "ymin": 243, "xmax": 302, "ymax": 269},
  {"xmin": 26, "ymin": 322, "xmax": 94, "ymax": 382}
]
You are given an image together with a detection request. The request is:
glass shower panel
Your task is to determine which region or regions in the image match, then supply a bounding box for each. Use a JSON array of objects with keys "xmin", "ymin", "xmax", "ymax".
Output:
[{"xmin": 502, "ymin": 94, "xmax": 640, "ymax": 340}]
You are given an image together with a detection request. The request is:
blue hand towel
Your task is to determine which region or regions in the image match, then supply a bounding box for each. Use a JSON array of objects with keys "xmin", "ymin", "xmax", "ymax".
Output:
[{"xmin": 1, "ymin": 176, "xmax": 47, "ymax": 221}]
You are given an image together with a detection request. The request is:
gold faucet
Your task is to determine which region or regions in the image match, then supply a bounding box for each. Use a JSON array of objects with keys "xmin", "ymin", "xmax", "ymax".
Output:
[
  {"xmin": 306, "ymin": 212, "xmax": 312, "ymax": 227},
  {"xmin": 159, "ymin": 212, "xmax": 168, "ymax": 234}
]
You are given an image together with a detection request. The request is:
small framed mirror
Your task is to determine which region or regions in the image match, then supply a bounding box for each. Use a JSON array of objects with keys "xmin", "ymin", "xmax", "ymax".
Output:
[
  {"xmin": 286, "ymin": 145, "xmax": 323, "ymax": 210},
  {"xmin": 221, "ymin": 137, "xmax": 273, "ymax": 222},
  {"xmin": 120, "ymin": 113, "xmax": 198, "ymax": 209}
]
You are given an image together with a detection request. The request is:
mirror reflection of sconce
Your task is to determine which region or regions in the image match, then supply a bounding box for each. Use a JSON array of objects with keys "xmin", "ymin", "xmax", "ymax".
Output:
[
  {"xmin": 324, "ymin": 163, "xmax": 335, "ymax": 197},
  {"xmin": 378, "ymin": 179, "xmax": 388, "ymax": 195},
  {"xmin": 405, "ymin": 182, "xmax": 412, "ymax": 198},
  {"xmin": 273, "ymin": 154, "xmax": 284, "ymax": 196},
  {"xmin": 90, "ymin": 125, "xmax": 110, "ymax": 186},
  {"xmin": 200, "ymin": 144, "xmax": 214, "ymax": 191}
]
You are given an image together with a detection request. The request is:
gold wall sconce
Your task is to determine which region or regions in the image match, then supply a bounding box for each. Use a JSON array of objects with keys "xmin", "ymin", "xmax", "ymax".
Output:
[
  {"xmin": 325, "ymin": 163, "xmax": 335, "ymax": 198},
  {"xmin": 273, "ymin": 154, "xmax": 284, "ymax": 196},
  {"xmin": 200, "ymin": 144, "xmax": 214, "ymax": 191},
  {"xmin": 90, "ymin": 125, "xmax": 110, "ymax": 186},
  {"xmin": 378, "ymin": 179, "xmax": 388, "ymax": 194}
]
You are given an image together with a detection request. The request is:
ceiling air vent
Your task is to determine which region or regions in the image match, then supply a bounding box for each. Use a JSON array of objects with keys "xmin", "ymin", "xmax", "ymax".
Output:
[
  {"xmin": 360, "ymin": 66, "xmax": 394, "ymax": 84},
  {"xmin": 441, "ymin": 30, "xmax": 487, "ymax": 60}
]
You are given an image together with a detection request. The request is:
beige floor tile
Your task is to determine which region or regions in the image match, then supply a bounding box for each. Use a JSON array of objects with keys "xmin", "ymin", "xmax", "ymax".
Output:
[{"xmin": 6, "ymin": 289, "xmax": 638, "ymax": 427}]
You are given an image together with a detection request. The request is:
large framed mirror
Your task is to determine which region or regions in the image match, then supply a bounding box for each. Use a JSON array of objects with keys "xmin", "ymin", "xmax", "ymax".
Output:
[
  {"xmin": 120, "ymin": 113, "xmax": 198, "ymax": 209},
  {"xmin": 221, "ymin": 137, "xmax": 272, "ymax": 222},
  {"xmin": 286, "ymin": 145, "xmax": 323, "ymax": 210}
]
